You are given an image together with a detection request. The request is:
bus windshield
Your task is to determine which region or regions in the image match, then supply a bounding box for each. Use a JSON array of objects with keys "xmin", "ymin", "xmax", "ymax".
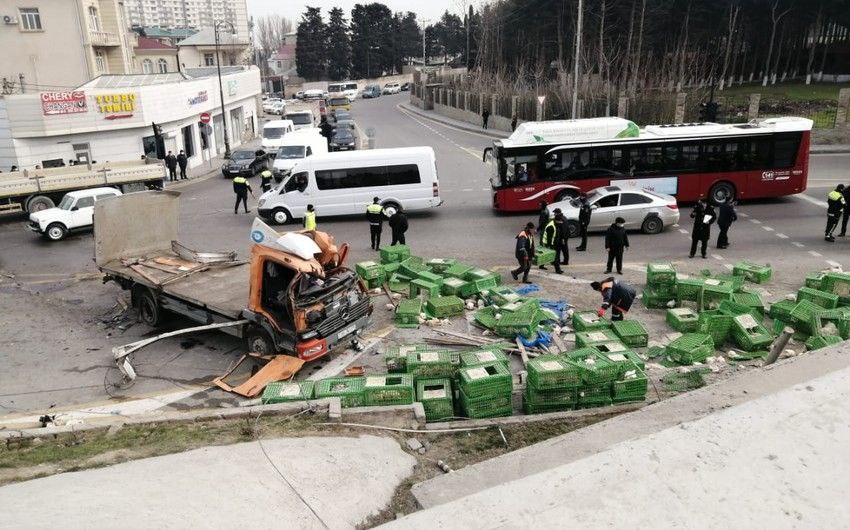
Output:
[{"xmin": 495, "ymin": 152, "xmax": 540, "ymax": 188}]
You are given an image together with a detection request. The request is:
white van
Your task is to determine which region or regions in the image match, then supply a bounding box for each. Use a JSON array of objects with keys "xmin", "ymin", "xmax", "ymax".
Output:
[
  {"xmin": 285, "ymin": 110, "xmax": 315, "ymax": 130},
  {"xmin": 271, "ymin": 129, "xmax": 329, "ymax": 179},
  {"xmin": 328, "ymin": 82, "xmax": 358, "ymax": 101},
  {"xmin": 257, "ymin": 147, "xmax": 442, "ymax": 225},
  {"xmin": 261, "ymin": 119, "xmax": 295, "ymax": 150}
]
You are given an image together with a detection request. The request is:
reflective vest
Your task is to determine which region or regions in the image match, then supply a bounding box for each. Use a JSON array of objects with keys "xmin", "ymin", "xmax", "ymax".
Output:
[
  {"xmin": 542, "ymin": 220, "xmax": 556, "ymax": 246},
  {"xmin": 366, "ymin": 203, "xmax": 383, "ymax": 214},
  {"xmin": 304, "ymin": 211, "xmax": 316, "ymax": 230},
  {"xmin": 260, "ymin": 170, "xmax": 272, "ymax": 180}
]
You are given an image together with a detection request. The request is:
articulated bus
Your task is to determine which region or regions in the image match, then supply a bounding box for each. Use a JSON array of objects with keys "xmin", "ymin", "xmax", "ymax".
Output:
[{"xmin": 483, "ymin": 116, "xmax": 813, "ymax": 212}]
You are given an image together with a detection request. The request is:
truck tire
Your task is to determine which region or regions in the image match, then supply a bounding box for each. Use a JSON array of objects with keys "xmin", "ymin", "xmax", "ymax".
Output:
[
  {"xmin": 271, "ymin": 208, "xmax": 291, "ymax": 225},
  {"xmin": 138, "ymin": 289, "xmax": 162, "ymax": 327},
  {"xmin": 26, "ymin": 195, "xmax": 55, "ymax": 214},
  {"xmin": 44, "ymin": 223, "xmax": 67, "ymax": 241},
  {"xmin": 245, "ymin": 326, "xmax": 275, "ymax": 354}
]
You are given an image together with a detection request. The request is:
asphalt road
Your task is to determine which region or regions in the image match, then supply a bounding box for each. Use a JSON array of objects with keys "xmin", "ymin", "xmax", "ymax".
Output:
[{"xmin": 0, "ymin": 92, "xmax": 848, "ymax": 417}]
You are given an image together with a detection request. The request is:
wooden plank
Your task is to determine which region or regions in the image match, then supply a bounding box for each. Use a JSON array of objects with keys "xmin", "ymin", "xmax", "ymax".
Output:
[
  {"xmin": 128, "ymin": 264, "xmax": 161, "ymax": 285},
  {"xmin": 515, "ymin": 338, "xmax": 529, "ymax": 366},
  {"xmin": 138, "ymin": 260, "xmax": 182, "ymax": 274},
  {"xmin": 153, "ymin": 255, "xmax": 199, "ymax": 270}
]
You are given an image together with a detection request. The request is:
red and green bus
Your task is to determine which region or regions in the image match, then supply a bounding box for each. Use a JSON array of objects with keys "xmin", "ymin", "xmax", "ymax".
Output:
[{"xmin": 483, "ymin": 116, "xmax": 813, "ymax": 212}]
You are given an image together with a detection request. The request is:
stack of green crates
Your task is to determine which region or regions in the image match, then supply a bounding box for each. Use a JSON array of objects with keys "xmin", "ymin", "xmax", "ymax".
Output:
[
  {"xmin": 572, "ymin": 311, "xmax": 611, "ymax": 332},
  {"xmin": 380, "ymin": 245, "xmax": 411, "ymax": 263},
  {"xmin": 595, "ymin": 345, "xmax": 644, "ymax": 376},
  {"xmin": 524, "ymin": 355, "xmax": 583, "ymax": 414},
  {"xmin": 355, "ymin": 261, "xmax": 386, "ymax": 289},
  {"xmin": 733, "ymin": 261, "xmax": 772, "ymax": 284},
  {"xmin": 700, "ymin": 278, "xmax": 734, "ymax": 310},
  {"xmin": 612, "ymin": 372, "xmax": 648, "ymax": 404},
  {"xmin": 363, "ymin": 374, "xmax": 415, "ymax": 406},
  {"xmin": 568, "ymin": 348, "xmax": 620, "ymax": 386},
  {"xmin": 667, "ymin": 307, "xmax": 700, "ymax": 332},
  {"xmin": 611, "ymin": 319, "xmax": 649, "ymax": 347},
  {"xmin": 698, "ymin": 310, "xmax": 733, "ymax": 346},
  {"xmin": 385, "ymin": 344, "xmax": 448, "ymax": 372},
  {"xmin": 441, "ymin": 277, "xmax": 469, "ymax": 297},
  {"xmin": 314, "ymin": 377, "xmax": 365, "ymax": 408},
  {"xmin": 666, "ymin": 333, "xmax": 715, "ymax": 365},
  {"xmin": 577, "ymin": 382, "xmax": 613, "ymax": 408},
  {"xmin": 532, "ymin": 247, "xmax": 555, "ymax": 266},
  {"xmin": 731, "ymin": 290, "xmax": 766, "ymax": 318},
  {"xmin": 416, "ymin": 378, "xmax": 454, "ymax": 421},
  {"xmin": 425, "ymin": 258, "xmax": 457, "ymax": 274},
  {"xmin": 647, "ymin": 262, "xmax": 677, "ymax": 285},
  {"xmin": 789, "ymin": 299, "xmax": 825, "ymax": 336},
  {"xmin": 677, "ymin": 277, "xmax": 705, "ymax": 305},
  {"xmin": 460, "ymin": 348, "xmax": 510, "ymax": 368},
  {"xmin": 805, "ymin": 334, "xmax": 844, "ymax": 351},
  {"xmin": 458, "ymin": 362, "xmax": 513, "ymax": 419},
  {"xmin": 575, "ymin": 328, "xmax": 620, "ymax": 348},
  {"xmin": 494, "ymin": 310, "xmax": 539, "ymax": 339},
  {"xmin": 426, "ymin": 295, "xmax": 465, "ymax": 318},
  {"xmin": 388, "ymin": 273, "xmax": 411, "ymax": 293},
  {"xmin": 796, "ymin": 286, "xmax": 839, "ymax": 309},
  {"xmin": 820, "ymin": 272, "xmax": 850, "ymax": 305},
  {"xmin": 407, "ymin": 350, "xmax": 453, "ymax": 380},
  {"xmin": 730, "ymin": 313, "xmax": 774, "ymax": 352},
  {"xmin": 644, "ymin": 263, "xmax": 678, "ymax": 309},
  {"xmin": 395, "ymin": 299, "xmax": 422, "ymax": 328},
  {"xmin": 261, "ymin": 381, "xmax": 315, "ymax": 404}
]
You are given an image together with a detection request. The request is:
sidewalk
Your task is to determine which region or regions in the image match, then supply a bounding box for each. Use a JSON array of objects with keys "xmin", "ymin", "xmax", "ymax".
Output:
[{"xmin": 162, "ymin": 138, "xmax": 263, "ymax": 189}]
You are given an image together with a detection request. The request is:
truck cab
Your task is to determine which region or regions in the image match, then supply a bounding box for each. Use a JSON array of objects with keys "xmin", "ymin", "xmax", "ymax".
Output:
[{"xmin": 29, "ymin": 187, "xmax": 121, "ymax": 241}]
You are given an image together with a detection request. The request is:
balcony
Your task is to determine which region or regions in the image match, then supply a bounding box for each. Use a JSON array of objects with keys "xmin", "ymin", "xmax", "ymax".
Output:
[{"xmin": 90, "ymin": 30, "xmax": 120, "ymax": 47}]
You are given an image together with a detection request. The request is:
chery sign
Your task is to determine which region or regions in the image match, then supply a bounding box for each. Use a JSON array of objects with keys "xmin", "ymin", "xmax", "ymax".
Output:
[{"xmin": 41, "ymin": 91, "xmax": 88, "ymax": 116}]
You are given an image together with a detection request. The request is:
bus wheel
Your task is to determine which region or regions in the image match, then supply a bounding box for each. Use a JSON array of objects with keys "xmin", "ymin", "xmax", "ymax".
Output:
[
  {"xmin": 137, "ymin": 289, "xmax": 161, "ymax": 327},
  {"xmin": 709, "ymin": 182, "xmax": 735, "ymax": 204},
  {"xmin": 26, "ymin": 195, "xmax": 55, "ymax": 214},
  {"xmin": 245, "ymin": 326, "xmax": 275, "ymax": 354},
  {"xmin": 272, "ymin": 208, "xmax": 291, "ymax": 225},
  {"xmin": 641, "ymin": 216, "xmax": 664, "ymax": 235},
  {"xmin": 565, "ymin": 220, "xmax": 580, "ymax": 238}
]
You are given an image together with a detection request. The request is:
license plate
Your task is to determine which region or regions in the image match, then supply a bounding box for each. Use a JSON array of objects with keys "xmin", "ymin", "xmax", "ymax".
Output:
[{"xmin": 338, "ymin": 324, "xmax": 356, "ymax": 338}]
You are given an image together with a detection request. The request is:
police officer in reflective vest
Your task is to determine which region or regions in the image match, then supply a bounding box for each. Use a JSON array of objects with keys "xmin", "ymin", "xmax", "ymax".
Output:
[
  {"xmin": 232, "ymin": 175, "xmax": 253, "ymax": 214},
  {"xmin": 260, "ymin": 169, "xmax": 273, "ymax": 192},
  {"xmin": 826, "ymin": 184, "xmax": 845, "ymax": 242},
  {"xmin": 366, "ymin": 197, "xmax": 385, "ymax": 250},
  {"xmin": 540, "ymin": 209, "xmax": 566, "ymax": 274},
  {"xmin": 303, "ymin": 204, "xmax": 316, "ymax": 230},
  {"xmin": 591, "ymin": 277, "xmax": 636, "ymax": 321}
]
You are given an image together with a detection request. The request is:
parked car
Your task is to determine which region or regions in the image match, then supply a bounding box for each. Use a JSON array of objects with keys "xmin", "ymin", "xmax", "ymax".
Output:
[
  {"xmin": 361, "ymin": 85, "xmax": 381, "ymax": 98},
  {"xmin": 330, "ymin": 128, "xmax": 358, "ymax": 151},
  {"xmin": 546, "ymin": 185, "xmax": 679, "ymax": 237},
  {"xmin": 264, "ymin": 100, "xmax": 286, "ymax": 115},
  {"xmin": 400, "ymin": 82, "xmax": 410, "ymax": 92},
  {"xmin": 221, "ymin": 149, "xmax": 272, "ymax": 179},
  {"xmin": 29, "ymin": 187, "xmax": 122, "ymax": 241},
  {"xmin": 382, "ymin": 82, "xmax": 401, "ymax": 94}
]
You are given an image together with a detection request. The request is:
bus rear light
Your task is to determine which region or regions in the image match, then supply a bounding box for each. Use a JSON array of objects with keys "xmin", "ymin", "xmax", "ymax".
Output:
[{"xmin": 433, "ymin": 182, "xmax": 439, "ymax": 197}]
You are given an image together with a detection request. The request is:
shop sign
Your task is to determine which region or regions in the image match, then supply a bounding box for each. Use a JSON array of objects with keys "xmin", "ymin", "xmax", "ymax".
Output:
[
  {"xmin": 96, "ymin": 93, "xmax": 138, "ymax": 119},
  {"xmin": 41, "ymin": 91, "xmax": 88, "ymax": 115},
  {"xmin": 188, "ymin": 90, "xmax": 209, "ymax": 106}
]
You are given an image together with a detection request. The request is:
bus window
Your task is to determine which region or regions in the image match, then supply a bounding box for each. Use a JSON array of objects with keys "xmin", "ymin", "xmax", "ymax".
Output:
[
  {"xmin": 499, "ymin": 154, "xmax": 537, "ymax": 186},
  {"xmin": 632, "ymin": 145, "xmax": 665, "ymax": 173},
  {"xmin": 773, "ymin": 133, "xmax": 801, "ymax": 168}
]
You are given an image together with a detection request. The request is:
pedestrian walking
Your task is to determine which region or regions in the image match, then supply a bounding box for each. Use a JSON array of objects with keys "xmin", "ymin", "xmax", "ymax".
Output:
[
  {"xmin": 604, "ymin": 216, "xmax": 629, "ymax": 274},
  {"xmin": 511, "ymin": 115, "xmax": 518, "ymax": 131},
  {"xmin": 825, "ymin": 184, "xmax": 845, "ymax": 242},
  {"xmin": 482, "ymin": 108, "xmax": 490, "ymax": 130},
  {"xmin": 541, "ymin": 210, "xmax": 568, "ymax": 274},
  {"xmin": 260, "ymin": 169, "xmax": 273, "ymax": 192},
  {"xmin": 366, "ymin": 197, "xmax": 385, "ymax": 250},
  {"xmin": 591, "ymin": 277, "xmax": 637, "ymax": 321},
  {"xmin": 838, "ymin": 184, "xmax": 850, "ymax": 237},
  {"xmin": 689, "ymin": 198, "xmax": 716, "ymax": 258},
  {"xmin": 319, "ymin": 116, "xmax": 333, "ymax": 148},
  {"xmin": 232, "ymin": 175, "xmax": 253, "ymax": 214},
  {"xmin": 176, "ymin": 150, "xmax": 188, "ymax": 180},
  {"xmin": 575, "ymin": 193, "xmax": 592, "ymax": 251},
  {"xmin": 716, "ymin": 200, "xmax": 737, "ymax": 249},
  {"xmin": 303, "ymin": 204, "xmax": 316, "ymax": 230},
  {"xmin": 537, "ymin": 200, "xmax": 549, "ymax": 246},
  {"xmin": 389, "ymin": 206, "xmax": 408, "ymax": 245},
  {"xmin": 165, "ymin": 151, "xmax": 177, "ymax": 181},
  {"xmin": 510, "ymin": 222, "xmax": 535, "ymax": 284}
]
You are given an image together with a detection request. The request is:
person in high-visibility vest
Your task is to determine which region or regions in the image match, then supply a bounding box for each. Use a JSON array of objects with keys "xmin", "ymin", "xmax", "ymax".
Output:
[
  {"xmin": 232, "ymin": 175, "xmax": 253, "ymax": 214},
  {"xmin": 366, "ymin": 197, "xmax": 385, "ymax": 250},
  {"xmin": 260, "ymin": 169, "xmax": 273, "ymax": 192},
  {"xmin": 303, "ymin": 204, "xmax": 317, "ymax": 230},
  {"xmin": 826, "ymin": 184, "xmax": 846, "ymax": 242}
]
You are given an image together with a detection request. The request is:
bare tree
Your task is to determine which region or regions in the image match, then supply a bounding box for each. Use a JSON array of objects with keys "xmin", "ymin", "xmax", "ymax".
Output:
[
  {"xmin": 805, "ymin": 3, "xmax": 823, "ymax": 84},
  {"xmin": 719, "ymin": 2, "xmax": 739, "ymax": 90},
  {"xmin": 762, "ymin": 0, "xmax": 791, "ymax": 86}
]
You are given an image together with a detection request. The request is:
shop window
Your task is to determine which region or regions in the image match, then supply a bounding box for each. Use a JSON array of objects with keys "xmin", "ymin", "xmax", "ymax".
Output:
[{"xmin": 182, "ymin": 125, "xmax": 195, "ymax": 157}]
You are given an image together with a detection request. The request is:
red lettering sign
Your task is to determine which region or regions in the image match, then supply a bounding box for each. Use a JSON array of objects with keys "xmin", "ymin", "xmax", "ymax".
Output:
[{"xmin": 40, "ymin": 91, "xmax": 88, "ymax": 115}]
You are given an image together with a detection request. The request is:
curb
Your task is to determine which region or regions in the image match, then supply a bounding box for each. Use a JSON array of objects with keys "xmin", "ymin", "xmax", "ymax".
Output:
[
  {"xmin": 399, "ymin": 103, "xmax": 509, "ymax": 140},
  {"xmin": 811, "ymin": 146, "xmax": 850, "ymax": 154}
]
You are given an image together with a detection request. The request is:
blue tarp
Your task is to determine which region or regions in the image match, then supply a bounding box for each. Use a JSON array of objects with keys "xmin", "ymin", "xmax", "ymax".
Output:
[
  {"xmin": 515, "ymin": 284, "xmax": 540, "ymax": 295},
  {"xmin": 519, "ymin": 330, "xmax": 552, "ymax": 348}
]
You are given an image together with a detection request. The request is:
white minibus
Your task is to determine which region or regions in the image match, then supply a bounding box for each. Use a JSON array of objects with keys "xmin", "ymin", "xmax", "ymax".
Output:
[
  {"xmin": 271, "ymin": 129, "xmax": 329, "ymax": 179},
  {"xmin": 285, "ymin": 110, "xmax": 316, "ymax": 131},
  {"xmin": 261, "ymin": 119, "xmax": 295, "ymax": 150}
]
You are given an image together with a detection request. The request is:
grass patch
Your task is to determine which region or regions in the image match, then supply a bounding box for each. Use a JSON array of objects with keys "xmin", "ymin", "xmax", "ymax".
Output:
[{"xmin": 720, "ymin": 81, "xmax": 850, "ymax": 101}]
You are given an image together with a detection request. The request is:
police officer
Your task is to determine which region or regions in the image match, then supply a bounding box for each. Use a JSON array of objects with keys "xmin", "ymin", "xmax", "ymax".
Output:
[
  {"xmin": 575, "ymin": 193, "xmax": 592, "ymax": 251},
  {"xmin": 591, "ymin": 277, "xmax": 636, "ymax": 321},
  {"xmin": 232, "ymin": 174, "xmax": 253, "ymax": 214},
  {"xmin": 838, "ymin": 184, "xmax": 850, "ymax": 237},
  {"xmin": 689, "ymin": 198, "xmax": 716, "ymax": 258},
  {"xmin": 537, "ymin": 200, "xmax": 549, "ymax": 245},
  {"xmin": 510, "ymin": 222, "xmax": 535, "ymax": 284},
  {"xmin": 540, "ymin": 210, "xmax": 562, "ymax": 274},
  {"xmin": 303, "ymin": 204, "xmax": 316, "ymax": 230},
  {"xmin": 826, "ymin": 184, "xmax": 845, "ymax": 242},
  {"xmin": 366, "ymin": 197, "xmax": 385, "ymax": 250},
  {"xmin": 604, "ymin": 216, "xmax": 629, "ymax": 274},
  {"xmin": 260, "ymin": 169, "xmax": 274, "ymax": 192}
]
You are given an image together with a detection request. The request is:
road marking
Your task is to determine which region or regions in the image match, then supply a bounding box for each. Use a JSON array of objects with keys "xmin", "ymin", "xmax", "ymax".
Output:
[
  {"xmin": 461, "ymin": 188, "xmax": 473, "ymax": 192},
  {"xmin": 762, "ymin": 226, "xmax": 774, "ymax": 232},
  {"xmin": 826, "ymin": 260, "xmax": 842, "ymax": 268},
  {"xmin": 481, "ymin": 187, "xmax": 490, "ymax": 191},
  {"xmin": 739, "ymin": 212, "xmax": 749, "ymax": 218},
  {"xmin": 712, "ymin": 254, "xmax": 724, "ymax": 260},
  {"xmin": 792, "ymin": 242, "xmax": 805, "ymax": 248},
  {"xmin": 776, "ymin": 233, "xmax": 788, "ymax": 239},
  {"xmin": 678, "ymin": 228, "xmax": 688, "ymax": 234},
  {"xmin": 396, "ymin": 105, "xmax": 482, "ymax": 160},
  {"xmin": 795, "ymin": 194, "xmax": 828, "ymax": 208},
  {"xmin": 808, "ymin": 250, "xmax": 823, "ymax": 257},
  {"xmin": 749, "ymin": 219, "xmax": 761, "ymax": 224}
]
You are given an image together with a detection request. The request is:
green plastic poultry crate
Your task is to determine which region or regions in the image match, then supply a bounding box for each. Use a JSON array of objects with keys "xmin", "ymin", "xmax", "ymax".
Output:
[
  {"xmin": 460, "ymin": 275, "xmax": 500, "ymax": 297},
  {"xmin": 813, "ymin": 308, "xmax": 850, "ymax": 339},
  {"xmin": 567, "ymin": 350, "xmax": 620, "ymax": 385},
  {"xmin": 459, "ymin": 348, "xmax": 510, "ymax": 368},
  {"xmin": 611, "ymin": 319, "xmax": 649, "ymax": 348},
  {"xmin": 440, "ymin": 277, "xmax": 469, "ymax": 297},
  {"xmin": 730, "ymin": 313, "xmax": 774, "ymax": 352},
  {"xmin": 459, "ymin": 387, "xmax": 513, "ymax": 419},
  {"xmin": 719, "ymin": 299, "xmax": 763, "ymax": 322},
  {"xmin": 363, "ymin": 374, "xmax": 415, "ymax": 406},
  {"xmin": 666, "ymin": 307, "xmax": 700, "ymax": 332},
  {"xmin": 486, "ymin": 286, "xmax": 522, "ymax": 306},
  {"xmin": 646, "ymin": 262, "xmax": 677, "ymax": 285},
  {"xmin": 697, "ymin": 310, "xmax": 733, "ymax": 345},
  {"xmin": 597, "ymin": 346, "xmax": 644, "ymax": 377},
  {"xmin": 443, "ymin": 263, "xmax": 474, "ymax": 280},
  {"xmin": 416, "ymin": 378, "xmax": 455, "ymax": 422},
  {"xmin": 426, "ymin": 295, "xmax": 465, "ymax": 318},
  {"xmin": 789, "ymin": 300, "xmax": 826, "ymax": 335},
  {"xmin": 399, "ymin": 256, "xmax": 428, "ymax": 277},
  {"xmin": 314, "ymin": 377, "xmax": 366, "ymax": 408},
  {"xmin": 523, "ymin": 385, "xmax": 577, "ymax": 414},
  {"xmin": 676, "ymin": 277, "xmax": 705, "ymax": 302},
  {"xmin": 768, "ymin": 299, "xmax": 797, "ymax": 322},
  {"xmin": 457, "ymin": 362, "xmax": 513, "ymax": 399},
  {"xmin": 732, "ymin": 261, "xmax": 772, "ymax": 284},
  {"xmin": 662, "ymin": 370, "xmax": 707, "ymax": 392},
  {"xmin": 395, "ymin": 299, "xmax": 423, "ymax": 328},
  {"xmin": 355, "ymin": 261, "xmax": 384, "ymax": 280},
  {"xmin": 500, "ymin": 298, "xmax": 540, "ymax": 314},
  {"xmin": 700, "ymin": 278, "xmax": 734, "ymax": 310},
  {"xmin": 731, "ymin": 291, "xmax": 766, "ymax": 317},
  {"xmin": 642, "ymin": 286, "xmax": 677, "ymax": 309},
  {"xmin": 572, "ymin": 311, "xmax": 611, "ymax": 332},
  {"xmin": 666, "ymin": 333, "xmax": 715, "ymax": 365},
  {"xmin": 805, "ymin": 272, "xmax": 826, "ymax": 290},
  {"xmin": 575, "ymin": 328, "xmax": 620, "ymax": 349},
  {"xmin": 406, "ymin": 350, "xmax": 453, "ymax": 379},
  {"xmin": 380, "ymin": 244, "xmax": 411, "ymax": 263},
  {"xmin": 796, "ymin": 287, "xmax": 839, "ymax": 310},
  {"xmin": 820, "ymin": 272, "xmax": 850, "ymax": 301},
  {"xmin": 382, "ymin": 261, "xmax": 401, "ymax": 275},
  {"xmin": 425, "ymin": 258, "xmax": 457, "ymax": 274},
  {"xmin": 494, "ymin": 310, "xmax": 539, "ymax": 339},
  {"xmin": 387, "ymin": 273, "xmax": 411, "ymax": 294},
  {"xmin": 576, "ymin": 383, "xmax": 613, "ymax": 408},
  {"xmin": 410, "ymin": 279, "xmax": 440, "ymax": 298},
  {"xmin": 527, "ymin": 355, "xmax": 584, "ymax": 389},
  {"xmin": 473, "ymin": 306, "xmax": 499, "ymax": 329},
  {"xmin": 612, "ymin": 375, "xmax": 648, "ymax": 403},
  {"xmin": 261, "ymin": 381, "xmax": 315, "ymax": 404},
  {"xmin": 805, "ymin": 334, "xmax": 844, "ymax": 351},
  {"xmin": 532, "ymin": 247, "xmax": 555, "ymax": 266}
]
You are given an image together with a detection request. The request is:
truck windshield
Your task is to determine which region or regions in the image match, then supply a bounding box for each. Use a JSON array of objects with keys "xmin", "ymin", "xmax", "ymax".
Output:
[
  {"xmin": 263, "ymin": 128, "xmax": 287, "ymax": 139},
  {"xmin": 277, "ymin": 146, "xmax": 305, "ymax": 159},
  {"xmin": 58, "ymin": 195, "xmax": 74, "ymax": 210},
  {"xmin": 286, "ymin": 113, "xmax": 312, "ymax": 125}
]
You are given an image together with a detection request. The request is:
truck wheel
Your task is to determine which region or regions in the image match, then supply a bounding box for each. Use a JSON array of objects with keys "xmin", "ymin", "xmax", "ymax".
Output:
[
  {"xmin": 26, "ymin": 195, "xmax": 55, "ymax": 214},
  {"xmin": 138, "ymin": 289, "xmax": 161, "ymax": 327},
  {"xmin": 272, "ymin": 208, "xmax": 291, "ymax": 225},
  {"xmin": 45, "ymin": 223, "xmax": 67, "ymax": 241},
  {"xmin": 245, "ymin": 326, "xmax": 275, "ymax": 354}
]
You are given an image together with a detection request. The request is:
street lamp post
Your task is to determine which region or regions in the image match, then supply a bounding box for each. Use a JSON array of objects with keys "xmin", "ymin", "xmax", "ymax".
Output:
[{"xmin": 214, "ymin": 20, "xmax": 235, "ymax": 159}]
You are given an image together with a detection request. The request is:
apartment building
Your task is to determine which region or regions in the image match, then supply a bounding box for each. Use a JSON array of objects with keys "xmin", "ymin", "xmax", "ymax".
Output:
[
  {"xmin": 124, "ymin": 0, "xmax": 249, "ymax": 40},
  {"xmin": 0, "ymin": 1, "xmax": 136, "ymax": 90}
]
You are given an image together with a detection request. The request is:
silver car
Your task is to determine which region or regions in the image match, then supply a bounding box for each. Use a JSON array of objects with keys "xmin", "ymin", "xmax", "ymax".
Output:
[{"xmin": 547, "ymin": 185, "xmax": 680, "ymax": 237}]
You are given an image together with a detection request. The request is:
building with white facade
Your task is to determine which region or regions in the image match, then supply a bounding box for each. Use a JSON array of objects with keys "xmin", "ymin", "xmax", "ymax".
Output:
[
  {"xmin": 124, "ymin": 0, "xmax": 249, "ymax": 41},
  {"xmin": 0, "ymin": 67, "xmax": 261, "ymax": 172}
]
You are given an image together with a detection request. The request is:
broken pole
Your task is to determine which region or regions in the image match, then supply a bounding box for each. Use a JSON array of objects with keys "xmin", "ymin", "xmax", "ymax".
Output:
[{"xmin": 764, "ymin": 326, "xmax": 794, "ymax": 366}]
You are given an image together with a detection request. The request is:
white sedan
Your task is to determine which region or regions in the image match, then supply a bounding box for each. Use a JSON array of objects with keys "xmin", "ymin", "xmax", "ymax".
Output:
[
  {"xmin": 546, "ymin": 185, "xmax": 680, "ymax": 237},
  {"xmin": 382, "ymin": 83, "xmax": 401, "ymax": 94},
  {"xmin": 29, "ymin": 187, "xmax": 122, "ymax": 241}
]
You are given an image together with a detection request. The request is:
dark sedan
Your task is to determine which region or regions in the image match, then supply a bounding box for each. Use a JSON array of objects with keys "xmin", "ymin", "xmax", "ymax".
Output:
[
  {"xmin": 330, "ymin": 129, "xmax": 358, "ymax": 151},
  {"xmin": 221, "ymin": 149, "xmax": 271, "ymax": 178},
  {"xmin": 400, "ymin": 82, "xmax": 410, "ymax": 91}
]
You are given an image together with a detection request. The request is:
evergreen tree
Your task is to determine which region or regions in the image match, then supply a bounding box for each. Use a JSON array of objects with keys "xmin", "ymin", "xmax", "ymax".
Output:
[
  {"xmin": 350, "ymin": 3, "xmax": 394, "ymax": 78},
  {"xmin": 326, "ymin": 8, "xmax": 351, "ymax": 80},
  {"xmin": 295, "ymin": 7, "xmax": 327, "ymax": 80}
]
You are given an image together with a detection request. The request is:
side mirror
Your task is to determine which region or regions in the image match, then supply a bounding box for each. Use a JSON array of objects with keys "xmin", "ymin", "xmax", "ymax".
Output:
[{"xmin": 482, "ymin": 147, "xmax": 493, "ymax": 163}]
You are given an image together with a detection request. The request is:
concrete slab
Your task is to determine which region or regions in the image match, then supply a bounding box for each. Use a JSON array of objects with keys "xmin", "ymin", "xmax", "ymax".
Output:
[
  {"xmin": 388, "ymin": 363, "xmax": 850, "ymax": 528},
  {"xmin": 412, "ymin": 342, "xmax": 850, "ymax": 509},
  {"xmin": 0, "ymin": 435, "xmax": 416, "ymax": 529}
]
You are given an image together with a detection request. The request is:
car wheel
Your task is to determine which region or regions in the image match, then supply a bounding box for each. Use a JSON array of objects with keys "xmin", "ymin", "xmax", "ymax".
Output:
[
  {"xmin": 245, "ymin": 326, "xmax": 275, "ymax": 354},
  {"xmin": 272, "ymin": 208, "xmax": 291, "ymax": 225},
  {"xmin": 382, "ymin": 201, "xmax": 400, "ymax": 217},
  {"xmin": 641, "ymin": 216, "xmax": 664, "ymax": 235},
  {"xmin": 565, "ymin": 220, "xmax": 580, "ymax": 239},
  {"xmin": 45, "ymin": 223, "xmax": 67, "ymax": 241},
  {"xmin": 26, "ymin": 195, "xmax": 55, "ymax": 214},
  {"xmin": 708, "ymin": 181, "xmax": 735, "ymax": 205},
  {"xmin": 137, "ymin": 288, "xmax": 161, "ymax": 327},
  {"xmin": 554, "ymin": 189, "xmax": 578, "ymax": 203}
]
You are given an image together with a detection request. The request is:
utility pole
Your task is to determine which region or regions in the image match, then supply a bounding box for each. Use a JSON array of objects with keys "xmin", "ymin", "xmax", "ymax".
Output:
[
  {"xmin": 214, "ymin": 20, "xmax": 235, "ymax": 158},
  {"xmin": 571, "ymin": 0, "xmax": 583, "ymax": 119},
  {"xmin": 421, "ymin": 19, "xmax": 429, "ymax": 69}
]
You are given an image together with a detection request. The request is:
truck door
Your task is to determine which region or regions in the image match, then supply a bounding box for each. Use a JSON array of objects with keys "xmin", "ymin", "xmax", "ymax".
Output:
[{"xmin": 71, "ymin": 195, "xmax": 96, "ymax": 228}]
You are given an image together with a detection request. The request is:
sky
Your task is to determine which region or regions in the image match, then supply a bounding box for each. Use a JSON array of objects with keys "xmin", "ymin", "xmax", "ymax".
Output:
[{"xmin": 246, "ymin": 0, "xmax": 468, "ymax": 25}]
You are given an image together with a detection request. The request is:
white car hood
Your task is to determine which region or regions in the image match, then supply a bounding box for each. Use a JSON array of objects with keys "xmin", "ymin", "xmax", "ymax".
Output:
[
  {"xmin": 273, "ymin": 158, "xmax": 301, "ymax": 172},
  {"xmin": 30, "ymin": 207, "xmax": 67, "ymax": 224}
]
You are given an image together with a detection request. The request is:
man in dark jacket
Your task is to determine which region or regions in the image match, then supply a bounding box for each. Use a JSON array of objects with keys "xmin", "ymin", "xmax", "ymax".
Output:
[
  {"xmin": 537, "ymin": 201, "xmax": 549, "ymax": 245},
  {"xmin": 576, "ymin": 194, "xmax": 592, "ymax": 251},
  {"xmin": 838, "ymin": 184, "xmax": 850, "ymax": 237},
  {"xmin": 716, "ymin": 200, "xmax": 737, "ymax": 249},
  {"xmin": 482, "ymin": 109, "xmax": 490, "ymax": 130},
  {"xmin": 826, "ymin": 184, "xmax": 845, "ymax": 242},
  {"xmin": 389, "ymin": 207, "xmax": 408, "ymax": 245},
  {"xmin": 176, "ymin": 150, "xmax": 188, "ymax": 180},
  {"xmin": 366, "ymin": 197, "xmax": 385, "ymax": 250},
  {"xmin": 165, "ymin": 151, "xmax": 178, "ymax": 181},
  {"xmin": 591, "ymin": 277, "xmax": 636, "ymax": 321},
  {"xmin": 604, "ymin": 216, "xmax": 629, "ymax": 274},
  {"xmin": 690, "ymin": 198, "xmax": 717, "ymax": 258},
  {"xmin": 510, "ymin": 222, "xmax": 535, "ymax": 284},
  {"xmin": 541, "ymin": 210, "xmax": 567, "ymax": 274},
  {"xmin": 232, "ymin": 175, "xmax": 253, "ymax": 214}
]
